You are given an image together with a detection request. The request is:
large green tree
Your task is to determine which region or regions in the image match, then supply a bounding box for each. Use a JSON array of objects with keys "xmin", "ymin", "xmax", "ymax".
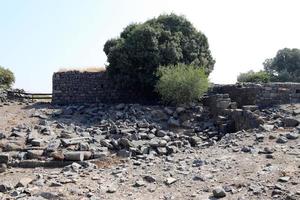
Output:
[
  {"xmin": 103, "ymin": 14, "xmax": 215, "ymax": 90},
  {"xmin": 264, "ymin": 48, "xmax": 300, "ymax": 82}
]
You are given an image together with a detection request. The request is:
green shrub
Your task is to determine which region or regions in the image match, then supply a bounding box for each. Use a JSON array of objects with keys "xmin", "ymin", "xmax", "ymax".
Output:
[
  {"xmin": 237, "ymin": 70, "xmax": 271, "ymax": 83},
  {"xmin": 155, "ymin": 64, "xmax": 209, "ymax": 105},
  {"xmin": 0, "ymin": 66, "xmax": 15, "ymax": 88},
  {"xmin": 104, "ymin": 14, "xmax": 215, "ymax": 91}
]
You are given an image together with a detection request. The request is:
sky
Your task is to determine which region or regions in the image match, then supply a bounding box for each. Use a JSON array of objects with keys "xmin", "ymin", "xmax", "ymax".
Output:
[{"xmin": 0, "ymin": 0, "xmax": 300, "ymax": 92}]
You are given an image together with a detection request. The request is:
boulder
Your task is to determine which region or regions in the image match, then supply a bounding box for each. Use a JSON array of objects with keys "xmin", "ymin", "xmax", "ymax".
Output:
[
  {"xmin": 212, "ymin": 187, "xmax": 226, "ymax": 198},
  {"xmin": 283, "ymin": 117, "xmax": 299, "ymax": 127}
]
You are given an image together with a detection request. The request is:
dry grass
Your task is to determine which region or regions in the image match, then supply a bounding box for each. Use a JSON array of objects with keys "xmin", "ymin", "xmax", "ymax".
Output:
[
  {"xmin": 91, "ymin": 156, "xmax": 126, "ymax": 169},
  {"xmin": 58, "ymin": 66, "xmax": 106, "ymax": 73}
]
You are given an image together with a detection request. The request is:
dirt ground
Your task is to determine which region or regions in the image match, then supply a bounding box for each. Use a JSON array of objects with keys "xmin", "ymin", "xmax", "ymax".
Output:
[{"xmin": 0, "ymin": 102, "xmax": 299, "ymax": 200}]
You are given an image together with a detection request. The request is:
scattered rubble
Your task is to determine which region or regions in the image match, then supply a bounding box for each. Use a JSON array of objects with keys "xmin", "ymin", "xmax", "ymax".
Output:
[{"xmin": 0, "ymin": 97, "xmax": 299, "ymax": 199}]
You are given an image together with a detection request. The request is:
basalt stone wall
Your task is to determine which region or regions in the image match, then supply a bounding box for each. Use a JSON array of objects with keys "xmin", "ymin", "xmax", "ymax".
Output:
[
  {"xmin": 0, "ymin": 89, "xmax": 7, "ymax": 102},
  {"xmin": 211, "ymin": 83, "xmax": 300, "ymax": 108},
  {"xmin": 52, "ymin": 71, "xmax": 157, "ymax": 105}
]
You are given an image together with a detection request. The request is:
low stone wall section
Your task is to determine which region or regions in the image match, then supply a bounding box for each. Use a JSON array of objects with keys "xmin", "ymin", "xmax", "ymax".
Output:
[{"xmin": 211, "ymin": 83, "xmax": 300, "ymax": 108}]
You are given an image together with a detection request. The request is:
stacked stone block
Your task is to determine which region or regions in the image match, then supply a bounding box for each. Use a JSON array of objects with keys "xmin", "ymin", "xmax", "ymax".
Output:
[
  {"xmin": 212, "ymin": 82, "xmax": 300, "ymax": 108},
  {"xmin": 52, "ymin": 71, "xmax": 156, "ymax": 105}
]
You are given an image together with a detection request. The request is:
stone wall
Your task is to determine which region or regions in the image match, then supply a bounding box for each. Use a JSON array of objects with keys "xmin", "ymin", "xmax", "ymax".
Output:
[
  {"xmin": 52, "ymin": 71, "xmax": 157, "ymax": 105},
  {"xmin": 0, "ymin": 89, "xmax": 7, "ymax": 102},
  {"xmin": 203, "ymin": 82, "xmax": 300, "ymax": 132},
  {"xmin": 211, "ymin": 83, "xmax": 300, "ymax": 108},
  {"xmin": 53, "ymin": 70, "xmax": 300, "ymax": 106}
]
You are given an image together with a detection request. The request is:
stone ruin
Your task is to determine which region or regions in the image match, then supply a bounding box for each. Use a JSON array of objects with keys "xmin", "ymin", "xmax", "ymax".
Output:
[
  {"xmin": 0, "ymin": 88, "xmax": 30, "ymax": 103},
  {"xmin": 203, "ymin": 82, "xmax": 300, "ymax": 132},
  {"xmin": 52, "ymin": 71, "xmax": 156, "ymax": 105},
  {"xmin": 0, "ymin": 72, "xmax": 299, "ymax": 199},
  {"xmin": 0, "ymin": 88, "xmax": 7, "ymax": 102},
  {"xmin": 52, "ymin": 71, "xmax": 300, "ymax": 132},
  {"xmin": 52, "ymin": 71, "xmax": 300, "ymax": 106}
]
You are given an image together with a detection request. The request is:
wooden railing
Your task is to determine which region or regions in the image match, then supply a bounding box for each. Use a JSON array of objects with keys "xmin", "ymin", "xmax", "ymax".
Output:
[{"xmin": 7, "ymin": 91, "xmax": 52, "ymax": 101}]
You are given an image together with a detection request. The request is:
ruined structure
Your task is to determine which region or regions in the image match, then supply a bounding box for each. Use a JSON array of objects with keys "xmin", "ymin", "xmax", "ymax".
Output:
[
  {"xmin": 52, "ymin": 71, "xmax": 156, "ymax": 105},
  {"xmin": 212, "ymin": 82, "xmax": 300, "ymax": 108},
  {"xmin": 53, "ymin": 70, "xmax": 300, "ymax": 107},
  {"xmin": 203, "ymin": 82, "xmax": 300, "ymax": 132}
]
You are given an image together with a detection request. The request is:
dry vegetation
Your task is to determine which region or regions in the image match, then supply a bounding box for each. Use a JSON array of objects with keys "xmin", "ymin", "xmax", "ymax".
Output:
[{"xmin": 58, "ymin": 66, "xmax": 106, "ymax": 73}]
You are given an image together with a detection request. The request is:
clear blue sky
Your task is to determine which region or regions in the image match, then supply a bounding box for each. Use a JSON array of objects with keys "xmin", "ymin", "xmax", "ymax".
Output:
[{"xmin": 1, "ymin": 0, "xmax": 299, "ymax": 92}]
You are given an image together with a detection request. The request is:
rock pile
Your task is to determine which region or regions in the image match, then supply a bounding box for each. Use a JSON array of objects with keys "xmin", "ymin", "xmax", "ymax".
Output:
[
  {"xmin": 0, "ymin": 101, "xmax": 300, "ymax": 199},
  {"xmin": 0, "ymin": 103, "xmax": 226, "ymax": 167}
]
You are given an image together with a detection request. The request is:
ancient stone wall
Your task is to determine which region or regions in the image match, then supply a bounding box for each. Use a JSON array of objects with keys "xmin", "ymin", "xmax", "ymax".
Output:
[
  {"xmin": 52, "ymin": 71, "xmax": 156, "ymax": 104},
  {"xmin": 53, "ymin": 70, "xmax": 300, "ymax": 106},
  {"xmin": 211, "ymin": 83, "xmax": 300, "ymax": 108},
  {"xmin": 0, "ymin": 89, "xmax": 7, "ymax": 102}
]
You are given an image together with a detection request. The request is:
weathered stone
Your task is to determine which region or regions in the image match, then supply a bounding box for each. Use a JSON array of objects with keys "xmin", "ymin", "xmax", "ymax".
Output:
[
  {"xmin": 63, "ymin": 152, "xmax": 84, "ymax": 161},
  {"xmin": 93, "ymin": 151, "xmax": 108, "ymax": 160},
  {"xmin": 278, "ymin": 176, "xmax": 290, "ymax": 182},
  {"xmin": 61, "ymin": 137, "xmax": 91, "ymax": 146},
  {"xmin": 156, "ymin": 130, "xmax": 167, "ymax": 137},
  {"xmin": 137, "ymin": 122, "xmax": 149, "ymax": 128},
  {"xmin": 0, "ymin": 132, "xmax": 6, "ymax": 139},
  {"xmin": 261, "ymin": 124, "xmax": 274, "ymax": 132},
  {"xmin": 242, "ymin": 105, "xmax": 258, "ymax": 112},
  {"xmin": 30, "ymin": 139, "xmax": 44, "ymax": 147},
  {"xmin": 39, "ymin": 192, "xmax": 61, "ymax": 199},
  {"xmin": 78, "ymin": 142, "xmax": 90, "ymax": 151},
  {"xmin": 16, "ymin": 177, "xmax": 33, "ymax": 187},
  {"xmin": 51, "ymin": 151, "xmax": 64, "ymax": 160},
  {"xmin": 0, "ymin": 153, "xmax": 9, "ymax": 164},
  {"xmin": 165, "ymin": 177, "xmax": 177, "ymax": 185},
  {"xmin": 276, "ymin": 136, "xmax": 288, "ymax": 144},
  {"xmin": 100, "ymin": 139, "xmax": 114, "ymax": 149},
  {"xmin": 119, "ymin": 138, "xmax": 133, "ymax": 148},
  {"xmin": 0, "ymin": 163, "xmax": 7, "ymax": 173},
  {"xmin": 157, "ymin": 147, "xmax": 167, "ymax": 155},
  {"xmin": 143, "ymin": 175, "xmax": 156, "ymax": 183},
  {"xmin": 117, "ymin": 149, "xmax": 131, "ymax": 158},
  {"xmin": 0, "ymin": 183, "xmax": 12, "ymax": 193},
  {"xmin": 26, "ymin": 150, "xmax": 44, "ymax": 159},
  {"xmin": 241, "ymin": 146, "xmax": 252, "ymax": 153},
  {"xmin": 283, "ymin": 117, "xmax": 299, "ymax": 127},
  {"xmin": 46, "ymin": 140, "xmax": 61, "ymax": 152},
  {"xmin": 286, "ymin": 132, "xmax": 299, "ymax": 140},
  {"xmin": 168, "ymin": 117, "xmax": 180, "ymax": 127},
  {"xmin": 3, "ymin": 142, "xmax": 24, "ymax": 151},
  {"xmin": 192, "ymin": 159, "xmax": 205, "ymax": 167},
  {"xmin": 134, "ymin": 180, "xmax": 145, "ymax": 187},
  {"xmin": 212, "ymin": 187, "xmax": 226, "ymax": 198},
  {"xmin": 106, "ymin": 185, "xmax": 117, "ymax": 193},
  {"xmin": 151, "ymin": 110, "xmax": 168, "ymax": 121}
]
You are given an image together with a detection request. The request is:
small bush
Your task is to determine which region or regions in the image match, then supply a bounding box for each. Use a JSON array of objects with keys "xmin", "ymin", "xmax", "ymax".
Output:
[
  {"xmin": 155, "ymin": 64, "xmax": 209, "ymax": 105},
  {"xmin": 0, "ymin": 66, "xmax": 15, "ymax": 88},
  {"xmin": 237, "ymin": 70, "xmax": 271, "ymax": 83}
]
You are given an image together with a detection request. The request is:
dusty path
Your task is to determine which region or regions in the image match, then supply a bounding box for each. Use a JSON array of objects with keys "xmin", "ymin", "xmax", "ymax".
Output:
[{"xmin": 0, "ymin": 103, "xmax": 39, "ymax": 134}]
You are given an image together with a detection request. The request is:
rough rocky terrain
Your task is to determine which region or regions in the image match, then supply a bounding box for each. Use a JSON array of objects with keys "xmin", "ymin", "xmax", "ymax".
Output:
[{"xmin": 0, "ymin": 100, "xmax": 299, "ymax": 200}]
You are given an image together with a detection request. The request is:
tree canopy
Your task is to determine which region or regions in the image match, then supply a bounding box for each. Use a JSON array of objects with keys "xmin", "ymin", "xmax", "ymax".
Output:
[
  {"xmin": 264, "ymin": 48, "xmax": 300, "ymax": 82},
  {"xmin": 103, "ymin": 14, "xmax": 215, "ymax": 90},
  {"xmin": 0, "ymin": 66, "xmax": 15, "ymax": 88}
]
